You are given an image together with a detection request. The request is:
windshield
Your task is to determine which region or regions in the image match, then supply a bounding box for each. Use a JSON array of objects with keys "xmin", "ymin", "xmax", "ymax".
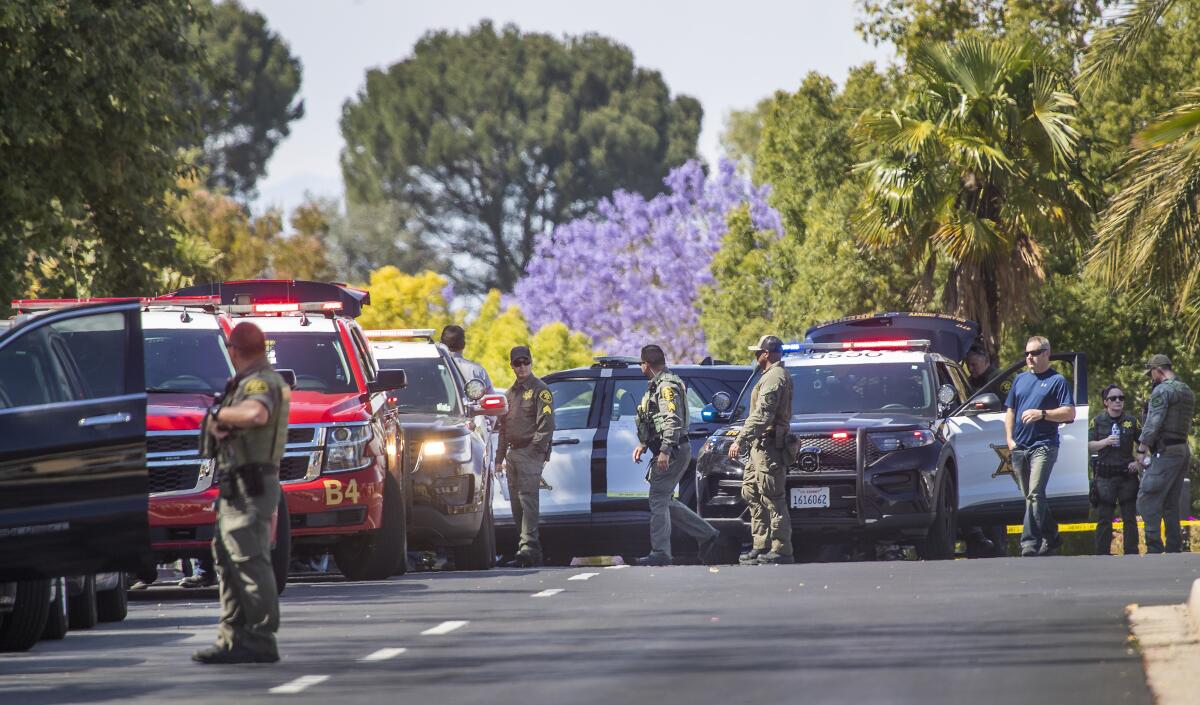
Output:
[
  {"xmin": 735, "ymin": 362, "xmax": 935, "ymax": 417},
  {"xmin": 145, "ymin": 328, "xmax": 233, "ymax": 394},
  {"xmin": 378, "ymin": 357, "xmax": 460, "ymax": 415},
  {"xmin": 265, "ymin": 333, "xmax": 356, "ymax": 393}
]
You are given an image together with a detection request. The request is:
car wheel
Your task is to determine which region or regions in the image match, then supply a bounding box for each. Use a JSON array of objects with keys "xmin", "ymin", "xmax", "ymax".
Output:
[
  {"xmin": 452, "ymin": 490, "xmax": 496, "ymax": 571},
  {"xmin": 42, "ymin": 578, "xmax": 68, "ymax": 640},
  {"xmin": 68, "ymin": 574, "xmax": 98, "ymax": 629},
  {"xmin": 334, "ymin": 472, "xmax": 407, "ymax": 580},
  {"xmin": 916, "ymin": 472, "xmax": 957, "ymax": 561},
  {"xmin": 0, "ymin": 579, "xmax": 52, "ymax": 652},
  {"xmin": 271, "ymin": 492, "xmax": 291, "ymax": 595},
  {"xmin": 96, "ymin": 573, "xmax": 128, "ymax": 623}
]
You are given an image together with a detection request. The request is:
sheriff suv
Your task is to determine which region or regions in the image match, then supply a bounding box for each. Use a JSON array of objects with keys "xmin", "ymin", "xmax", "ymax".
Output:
[
  {"xmin": 164, "ymin": 281, "xmax": 408, "ymax": 580},
  {"xmin": 366, "ymin": 330, "xmax": 507, "ymax": 570},
  {"xmin": 491, "ymin": 357, "xmax": 752, "ymax": 560},
  {"xmin": 695, "ymin": 313, "xmax": 1090, "ymax": 561}
]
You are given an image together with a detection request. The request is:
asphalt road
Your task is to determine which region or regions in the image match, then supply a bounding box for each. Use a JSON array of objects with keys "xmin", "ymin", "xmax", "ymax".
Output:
[{"xmin": 2, "ymin": 554, "xmax": 1199, "ymax": 705}]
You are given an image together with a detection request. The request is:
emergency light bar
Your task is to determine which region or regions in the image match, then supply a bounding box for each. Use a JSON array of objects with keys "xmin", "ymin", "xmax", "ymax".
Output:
[
  {"xmin": 222, "ymin": 301, "xmax": 343, "ymax": 315},
  {"xmin": 479, "ymin": 395, "xmax": 506, "ymax": 411},
  {"xmin": 782, "ymin": 339, "xmax": 932, "ymax": 353},
  {"xmin": 363, "ymin": 329, "xmax": 437, "ymax": 340},
  {"xmin": 11, "ymin": 295, "xmax": 221, "ymax": 313}
]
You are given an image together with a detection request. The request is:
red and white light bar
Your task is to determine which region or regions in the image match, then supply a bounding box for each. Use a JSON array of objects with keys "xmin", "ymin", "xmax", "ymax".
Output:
[
  {"xmin": 782, "ymin": 339, "xmax": 931, "ymax": 353},
  {"xmin": 223, "ymin": 301, "xmax": 343, "ymax": 315},
  {"xmin": 11, "ymin": 295, "xmax": 220, "ymax": 313},
  {"xmin": 363, "ymin": 328, "xmax": 436, "ymax": 340}
]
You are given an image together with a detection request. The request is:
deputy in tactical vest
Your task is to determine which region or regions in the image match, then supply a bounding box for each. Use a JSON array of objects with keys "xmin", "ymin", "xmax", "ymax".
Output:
[
  {"xmin": 632, "ymin": 345, "xmax": 721, "ymax": 566},
  {"xmin": 496, "ymin": 345, "xmax": 555, "ymax": 567},
  {"xmin": 728, "ymin": 335, "xmax": 795, "ymax": 565},
  {"xmin": 1136, "ymin": 354, "xmax": 1195, "ymax": 554},
  {"xmin": 1087, "ymin": 384, "xmax": 1143, "ymax": 555},
  {"xmin": 193, "ymin": 322, "xmax": 290, "ymax": 665}
]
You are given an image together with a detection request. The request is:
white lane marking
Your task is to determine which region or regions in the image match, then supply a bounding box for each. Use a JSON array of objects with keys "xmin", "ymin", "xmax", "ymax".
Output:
[
  {"xmin": 269, "ymin": 675, "xmax": 329, "ymax": 694},
  {"xmin": 604, "ymin": 564, "xmax": 629, "ymax": 570},
  {"xmin": 568, "ymin": 572, "xmax": 599, "ymax": 581},
  {"xmin": 360, "ymin": 647, "xmax": 407, "ymax": 662},
  {"xmin": 532, "ymin": 588, "xmax": 564, "ymax": 597},
  {"xmin": 421, "ymin": 620, "xmax": 468, "ymax": 635}
]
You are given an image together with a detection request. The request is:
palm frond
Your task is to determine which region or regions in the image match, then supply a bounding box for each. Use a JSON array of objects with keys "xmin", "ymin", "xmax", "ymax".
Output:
[
  {"xmin": 1134, "ymin": 91, "xmax": 1200, "ymax": 149},
  {"xmin": 1077, "ymin": 0, "xmax": 1175, "ymax": 95},
  {"xmin": 1026, "ymin": 70, "xmax": 1080, "ymax": 168},
  {"xmin": 855, "ymin": 110, "xmax": 939, "ymax": 154}
]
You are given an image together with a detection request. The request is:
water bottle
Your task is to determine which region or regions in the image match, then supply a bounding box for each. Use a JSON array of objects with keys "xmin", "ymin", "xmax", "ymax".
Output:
[{"xmin": 1111, "ymin": 422, "xmax": 1121, "ymax": 439}]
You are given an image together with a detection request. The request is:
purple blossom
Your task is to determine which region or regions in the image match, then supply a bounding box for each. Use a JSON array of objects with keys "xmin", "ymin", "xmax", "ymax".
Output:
[{"xmin": 513, "ymin": 158, "xmax": 782, "ymax": 361}]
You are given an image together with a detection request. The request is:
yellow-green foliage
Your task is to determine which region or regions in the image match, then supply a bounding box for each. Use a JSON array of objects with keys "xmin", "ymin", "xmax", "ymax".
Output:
[
  {"xmin": 356, "ymin": 267, "xmax": 455, "ymax": 333},
  {"xmin": 464, "ymin": 291, "xmax": 532, "ymax": 389}
]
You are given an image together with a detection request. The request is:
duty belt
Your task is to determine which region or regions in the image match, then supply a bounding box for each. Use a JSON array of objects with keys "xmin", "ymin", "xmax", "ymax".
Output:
[
  {"xmin": 1159, "ymin": 438, "xmax": 1188, "ymax": 450},
  {"xmin": 1095, "ymin": 464, "xmax": 1130, "ymax": 478},
  {"xmin": 508, "ymin": 439, "xmax": 532, "ymax": 450}
]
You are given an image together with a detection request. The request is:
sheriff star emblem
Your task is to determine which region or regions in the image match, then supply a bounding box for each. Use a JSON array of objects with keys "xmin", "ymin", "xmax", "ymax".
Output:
[
  {"xmin": 989, "ymin": 443, "xmax": 1022, "ymax": 490},
  {"xmin": 522, "ymin": 389, "xmax": 533, "ymax": 401}
]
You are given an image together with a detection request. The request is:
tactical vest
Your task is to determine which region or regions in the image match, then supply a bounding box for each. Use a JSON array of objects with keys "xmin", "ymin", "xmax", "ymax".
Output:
[
  {"xmin": 1093, "ymin": 412, "xmax": 1137, "ymax": 467},
  {"xmin": 1158, "ymin": 378, "xmax": 1195, "ymax": 440},
  {"xmin": 637, "ymin": 371, "xmax": 686, "ymax": 450},
  {"xmin": 219, "ymin": 365, "xmax": 289, "ymax": 471},
  {"xmin": 749, "ymin": 363, "xmax": 793, "ymax": 447}
]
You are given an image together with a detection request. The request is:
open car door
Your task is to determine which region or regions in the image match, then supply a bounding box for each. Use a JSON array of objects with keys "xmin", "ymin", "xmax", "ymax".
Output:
[
  {"xmin": 0, "ymin": 301, "xmax": 149, "ymax": 580},
  {"xmin": 946, "ymin": 353, "xmax": 1091, "ymax": 525}
]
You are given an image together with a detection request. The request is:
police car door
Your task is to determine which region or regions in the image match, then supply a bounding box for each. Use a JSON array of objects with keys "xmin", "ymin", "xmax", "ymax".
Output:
[
  {"xmin": 604, "ymin": 376, "xmax": 709, "ymax": 503},
  {"xmin": 946, "ymin": 353, "xmax": 1090, "ymax": 521},
  {"xmin": 493, "ymin": 376, "xmax": 598, "ymax": 521}
]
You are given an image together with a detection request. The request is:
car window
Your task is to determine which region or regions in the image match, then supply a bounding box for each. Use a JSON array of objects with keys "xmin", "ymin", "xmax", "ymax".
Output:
[
  {"xmin": 48, "ymin": 312, "xmax": 128, "ymax": 400},
  {"xmin": 377, "ymin": 357, "xmax": 460, "ymax": 415},
  {"xmin": 788, "ymin": 363, "xmax": 935, "ymax": 415},
  {"xmin": 547, "ymin": 379, "xmax": 597, "ymax": 430},
  {"xmin": 935, "ymin": 362, "xmax": 965, "ymax": 406},
  {"xmin": 346, "ymin": 325, "xmax": 377, "ymax": 382},
  {"xmin": 0, "ymin": 327, "xmax": 72, "ymax": 408},
  {"xmin": 264, "ymin": 333, "xmax": 356, "ymax": 393},
  {"xmin": 144, "ymin": 328, "xmax": 233, "ymax": 393},
  {"xmin": 613, "ymin": 378, "xmax": 706, "ymax": 425}
]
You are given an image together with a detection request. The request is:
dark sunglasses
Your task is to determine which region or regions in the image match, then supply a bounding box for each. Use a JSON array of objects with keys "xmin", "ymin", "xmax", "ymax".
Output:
[
  {"xmin": 1106, "ymin": 395, "xmax": 1125, "ymax": 402},
  {"xmin": 511, "ymin": 359, "xmax": 532, "ymax": 367},
  {"xmin": 1024, "ymin": 348, "xmax": 1048, "ymax": 357}
]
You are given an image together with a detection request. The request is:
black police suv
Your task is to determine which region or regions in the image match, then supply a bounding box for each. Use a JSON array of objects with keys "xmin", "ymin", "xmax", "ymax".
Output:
[
  {"xmin": 695, "ymin": 313, "xmax": 1091, "ymax": 561},
  {"xmin": 492, "ymin": 357, "xmax": 753, "ymax": 560}
]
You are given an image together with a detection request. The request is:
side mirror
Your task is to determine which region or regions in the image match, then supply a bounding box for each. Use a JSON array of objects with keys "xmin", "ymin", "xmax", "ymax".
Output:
[
  {"xmin": 369, "ymin": 368, "xmax": 407, "ymax": 394},
  {"xmin": 701, "ymin": 403, "xmax": 718, "ymax": 423},
  {"xmin": 276, "ymin": 368, "xmax": 297, "ymax": 389},
  {"xmin": 464, "ymin": 378, "xmax": 486, "ymax": 402},
  {"xmin": 964, "ymin": 392, "xmax": 1003, "ymax": 415},
  {"xmin": 711, "ymin": 391, "xmax": 733, "ymax": 413},
  {"xmin": 472, "ymin": 393, "xmax": 507, "ymax": 417}
]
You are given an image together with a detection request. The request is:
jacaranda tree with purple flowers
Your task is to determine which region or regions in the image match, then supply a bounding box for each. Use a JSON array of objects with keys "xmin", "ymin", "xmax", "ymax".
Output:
[{"xmin": 514, "ymin": 159, "xmax": 782, "ymax": 362}]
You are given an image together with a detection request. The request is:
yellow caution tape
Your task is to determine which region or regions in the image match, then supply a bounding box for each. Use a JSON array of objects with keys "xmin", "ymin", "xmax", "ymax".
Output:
[{"xmin": 1006, "ymin": 520, "xmax": 1200, "ymax": 534}]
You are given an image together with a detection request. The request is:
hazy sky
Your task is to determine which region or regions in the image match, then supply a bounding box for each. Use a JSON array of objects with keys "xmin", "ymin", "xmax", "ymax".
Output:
[{"xmin": 241, "ymin": 0, "xmax": 895, "ymax": 218}]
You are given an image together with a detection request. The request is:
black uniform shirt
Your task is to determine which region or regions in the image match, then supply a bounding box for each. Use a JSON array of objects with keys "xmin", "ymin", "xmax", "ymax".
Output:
[{"xmin": 1089, "ymin": 411, "xmax": 1140, "ymax": 468}]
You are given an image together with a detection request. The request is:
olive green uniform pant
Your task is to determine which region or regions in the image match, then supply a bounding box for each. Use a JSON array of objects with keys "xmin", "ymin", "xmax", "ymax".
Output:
[
  {"xmin": 741, "ymin": 442, "xmax": 793, "ymax": 556},
  {"xmin": 1137, "ymin": 445, "xmax": 1190, "ymax": 554},
  {"xmin": 212, "ymin": 477, "xmax": 281, "ymax": 657},
  {"xmin": 506, "ymin": 446, "xmax": 545, "ymax": 560},
  {"xmin": 648, "ymin": 444, "xmax": 718, "ymax": 559}
]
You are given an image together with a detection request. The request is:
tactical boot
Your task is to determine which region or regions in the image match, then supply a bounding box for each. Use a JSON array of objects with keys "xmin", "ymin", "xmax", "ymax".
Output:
[
  {"xmin": 635, "ymin": 552, "xmax": 671, "ymax": 567},
  {"xmin": 756, "ymin": 552, "xmax": 795, "ymax": 565},
  {"xmin": 192, "ymin": 645, "xmax": 279, "ymax": 665},
  {"xmin": 738, "ymin": 548, "xmax": 765, "ymax": 565},
  {"xmin": 179, "ymin": 574, "xmax": 216, "ymax": 589},
  {"xmin": 696, "ymin": 533, "xmax": 722, "ymax": 565},
  {"xmin": 504, "ymin": 552, "xmax": 542, "ymax": 568}
]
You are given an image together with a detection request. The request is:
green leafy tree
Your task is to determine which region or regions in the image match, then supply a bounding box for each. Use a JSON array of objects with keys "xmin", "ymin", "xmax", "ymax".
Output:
[
  {"xmin": 339, "ymin": 20, "xmax": 702, "ymax": 293},
  {"xmin": 720, "ymin": 97, "xmax": 773, "ymax": 170},
  {"xmin": 193, "ymin": 0, "xmax": 304, "ymax": 200},
  {"xmin": 531, "ymin": 323, "xmax": 596, "ymax": 377},
  {"xmin": 272, "ymin": 200, "xmax": 336, "ymax": 281},
  {"xmin": 465, "ymin": 291, "xmax": 534, "ymax": 389},
  {"xmin": 173, "ymin": 183, "xmax": 279, "ymax": 280},
  {"xmin": 853, "ymin": 39, "xmax": 1092, "ymax": 356},
  {"xmin": 320, "ymin": 199, "xmax": 443, "ymax": 284},
  {"xmin": 356, "ymin": 267, "xmax": 456, "ymax": 333},
  {"xmin": 2, "ymin": 1, "xmax": 204, "ymax": 305}
]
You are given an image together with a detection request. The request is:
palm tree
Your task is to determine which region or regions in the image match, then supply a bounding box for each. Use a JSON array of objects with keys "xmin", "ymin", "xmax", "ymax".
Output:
[
  {"xmin": 853, "ymin": 39, "xmax": 1091, "ymax": 356},
  {"xmin": 1080, "ymin": 0, "xmax": 1200, "ymax": 342}
]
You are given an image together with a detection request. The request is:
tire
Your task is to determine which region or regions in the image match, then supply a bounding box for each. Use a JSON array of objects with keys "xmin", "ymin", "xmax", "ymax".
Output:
[
  {"xmin": 42, "ymin": 578, "xmax": 68, "ymax": 641},
  {"xmin": 68, "ymin": 574, "xmax": 98, "ymax": 630},
  {"xmin": 271, "ymin": 492, "xmax": 291, "ymax": 595},
  {"xmin": 452, "ymin": 493, "xmax": 495, "ymax": 570},
  {"xmin": 916, "ymin": 472, "xmax": 957, "ymax": 561},
  {"xmin": 334, "ymin": 473, "xmax": 407, "ymax": 581},
  {"xmin": 96, "ymin": 574, "xmax": 128, "ymax": 623},
  {"xmin": 0, "ymin": 579, "xmax": 52, "ymax": 652}
]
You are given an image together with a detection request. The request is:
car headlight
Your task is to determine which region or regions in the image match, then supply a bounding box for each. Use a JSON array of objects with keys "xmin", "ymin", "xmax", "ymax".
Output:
[
  {"xmin": 419, "ymin": 435, "xmax": 472, "ymax": 465},
  {"xmin": 324, "ymin": 424, "xmax": 372, "ymax": 473},
  {"xmin": 869, "ymin": 429, "xmax": 934, "ymax": 452}
]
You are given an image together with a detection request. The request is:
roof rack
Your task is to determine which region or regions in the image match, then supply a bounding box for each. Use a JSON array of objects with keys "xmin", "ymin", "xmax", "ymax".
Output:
[
  {"xmin": 783, "ymin": 339, "xmax": 932, "ymax": 354},
  {"xmin": 591, "ymin": 355, "xmax": 640, "ymax": 369},
  {"xmin": 363, "ymin": 328, "xmax": 437, "ymax": 341}
]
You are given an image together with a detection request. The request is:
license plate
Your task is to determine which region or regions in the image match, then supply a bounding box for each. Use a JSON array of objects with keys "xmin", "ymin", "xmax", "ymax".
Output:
[{"xmin": 790, "ymin": 486, "xmax": 830, "ymax": 509}]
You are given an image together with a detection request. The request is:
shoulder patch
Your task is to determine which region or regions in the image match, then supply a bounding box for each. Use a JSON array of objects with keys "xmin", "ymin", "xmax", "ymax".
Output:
[
  {"xmin": 1151, "ymin": 394, "xmax": 1165, "ymax": 408},
  {"xmin": 541, "ymin": 405, "xmax": 552, "ymax": 415},
  {"xmin": 661, "ymin": 386, "xmax": 675, "ymax": 401},
  {"xmin": 243, "ymin": 377, "xmax": 269, "ymax": 395},
  {"xmin": 539, "ymin": 389, "xmax": 553, "ymax": 403}
]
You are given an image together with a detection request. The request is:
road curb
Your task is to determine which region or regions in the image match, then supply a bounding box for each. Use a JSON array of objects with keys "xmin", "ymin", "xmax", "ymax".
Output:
[
  {"xmin": 1126, "ymin": 579, "xmax": 1200, "ymax": 705},
  {"xmin": 1189, "ymin": 578, "xmax": 1200, "ymax": 634}
]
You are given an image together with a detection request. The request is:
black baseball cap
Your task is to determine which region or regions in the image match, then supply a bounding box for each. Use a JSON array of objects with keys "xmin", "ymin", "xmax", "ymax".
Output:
[
  {"xmin": 510, "ymin": 345, "xmax": 532, "ymax": 364},
  {"xmin": 748, "ymin": 335, "xmax": 784, "ymax": 354}
]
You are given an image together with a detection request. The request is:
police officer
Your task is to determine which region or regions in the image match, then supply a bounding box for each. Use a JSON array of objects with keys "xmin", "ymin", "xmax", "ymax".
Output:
[
  {"xmin": 632, "ymin": 345, "xmax": 721, "ymax": 566},
  {"xmin": 1087, "ymin": 384, "xmax": 1143, "ymax": 555},
  {"xmin": 965, "ymin": 345, "xmax": 996, "ymax": 394},
  {"xmin": 496, "ymin": 345, "xmax": 555, "ymax": 567},
  {"xmin": 441, "ymin": 324, "xmax": 493, "ymax": 394},
  {"xmin": 728, "ymin": 335, "xmax": 795, "ymax": 565},
  {"xmin": 193, "ymin": 322, "xmax": 290, "ymax": 665},
  {"xmin": 1136, "ymin": 354, "xmax": 1194, "ymax": 554}
]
